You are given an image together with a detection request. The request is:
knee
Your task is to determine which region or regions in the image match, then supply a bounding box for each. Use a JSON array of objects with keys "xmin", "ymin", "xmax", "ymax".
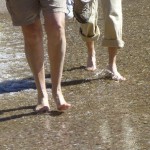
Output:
[
  {"xmin": 53, "ymin": 23, "xmax": 65, "ymax": 37},
  {"xmin": 45, "ymin": 20, "xmax": 65, "ymax": 38},
  {"xmin": 22, "ymin": 22, "xmax": 43, "ymax": 42}
]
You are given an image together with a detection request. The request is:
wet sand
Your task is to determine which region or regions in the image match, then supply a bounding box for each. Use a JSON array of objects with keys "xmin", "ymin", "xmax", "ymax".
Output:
[{"xmin": 0, "ymin": 0, "xmax": 150, "ymax": 150}]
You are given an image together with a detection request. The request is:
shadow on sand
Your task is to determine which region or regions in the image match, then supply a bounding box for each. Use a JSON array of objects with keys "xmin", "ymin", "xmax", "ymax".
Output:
[
  {"xmin": 0, "ymin": 66, "xmax": 109, "ymax": 122},
  {"xmin": 0, "ymin": 66, "xmax": 100, "ymax": 94},
  {"xmin": 0, "ymin": 76, "xmax": 95, "ymax": 94},
  {"xmin": 0, "ymin": 105, "xmax": 66, "ymax": 122}
]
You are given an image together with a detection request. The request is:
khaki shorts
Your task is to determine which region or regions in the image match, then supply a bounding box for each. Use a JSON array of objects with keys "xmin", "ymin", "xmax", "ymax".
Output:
[{"xmin": 6, "ymin": 0, "xmax": 66, "ymax": 26}]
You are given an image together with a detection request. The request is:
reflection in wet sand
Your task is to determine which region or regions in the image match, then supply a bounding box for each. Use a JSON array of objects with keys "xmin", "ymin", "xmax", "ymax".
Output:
[
  {"xmin": 99, "ymin": 120, "xmax": 112, "ymax": 148},
  {"xmin": 122, "ymin": 115, "xmax": 139, "ymax": 150}
]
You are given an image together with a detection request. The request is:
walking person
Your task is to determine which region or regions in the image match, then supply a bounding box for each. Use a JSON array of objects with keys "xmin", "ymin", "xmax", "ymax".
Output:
[
  {"xmin": 66, "ymin": 0, "xmax": 126, "ymax": 80},
  {"xmin": 6, "ymin": 0, "xmax": 71, "ymax": 112}
]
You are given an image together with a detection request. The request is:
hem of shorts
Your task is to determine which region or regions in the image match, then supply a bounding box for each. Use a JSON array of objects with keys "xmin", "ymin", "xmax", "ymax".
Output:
[
  {"xmin": 12, "ymin": 10, "xmax": 66, "ymax": 26},
  {"xmin": 12, "ymin": 20, "xmax": 37, "ymax": 26},
  {"xmin": 12, "ymin": 15, "xmax": 40, "ymax": 26},
  {"xmin": 102, "ymin": 39, "xmax": 124, "ymax": 48}
]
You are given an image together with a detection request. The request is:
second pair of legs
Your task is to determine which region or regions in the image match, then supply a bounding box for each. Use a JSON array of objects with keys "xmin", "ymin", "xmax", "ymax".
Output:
[
  {"xmin": 22, "ymin": 12, "xmax": 71, "ymax": 113},
  {"xmin": 86, "ymin": 41, "xmax": 126, "ymax": 81}
]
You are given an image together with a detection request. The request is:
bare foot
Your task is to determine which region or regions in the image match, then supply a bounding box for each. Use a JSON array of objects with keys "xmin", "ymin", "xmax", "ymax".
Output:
[
  {"xmin": 54, "ymin": 92, "xmax": 71, "ymax": 111},
  {"xmin": 111, "ymin": 71, "xmax": 126, "ymax": 81},
  {"xmin": 106, "ymin": 65, "xmax": 126, "ymax": 81},
  {"xmin": 86, "ymin": 55, "xmax": 96, "ymax": 71},
  {"xmin": 35, "ymin": 96, "xmax": 50, "ymax": 113}
]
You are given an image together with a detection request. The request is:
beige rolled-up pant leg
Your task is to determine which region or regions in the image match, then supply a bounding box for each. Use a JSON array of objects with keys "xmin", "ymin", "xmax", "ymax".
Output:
[
  {"xmin": 101, "ymin": 0, "xmax": 124, "ymax": 48},
  {"xmin": 80, "ymin": 0, "xmax": 100, "ymax": 42},
  {"xmin": 79, "ymin": 0, "xmax": 124, "ymax": 47}
]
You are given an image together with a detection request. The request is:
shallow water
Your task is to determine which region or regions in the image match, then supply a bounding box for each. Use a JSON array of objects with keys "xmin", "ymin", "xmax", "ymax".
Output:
[{"xmin": 0, "ymin": 0, "xmax": 150, "ymax": 150}]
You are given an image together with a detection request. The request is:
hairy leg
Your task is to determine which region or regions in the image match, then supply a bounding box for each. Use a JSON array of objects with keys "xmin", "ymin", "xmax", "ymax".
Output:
[
  {"xmin": 22, "ymin": 19, "xmax": 50, "ymax": 112},
  {"xmin": 86, "ymin": 41, "xmax": 97, "ymax": 71},
  {"xmin": 43, "ymin": 12, "xmax": 71, "ymax": 111}
]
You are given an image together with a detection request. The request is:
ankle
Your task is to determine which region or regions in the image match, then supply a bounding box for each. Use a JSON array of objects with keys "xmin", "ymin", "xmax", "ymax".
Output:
[{"xmin": 38, "ymin": 93, "xmax": 48, "ymax": 104}]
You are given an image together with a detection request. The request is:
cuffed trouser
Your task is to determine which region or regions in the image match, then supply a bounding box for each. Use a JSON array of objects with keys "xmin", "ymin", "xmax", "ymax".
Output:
[
  {"xmin": 80, "ymin": 0, "xmax": 100, "ymax": 42},
  {"xmin": 79, "ymin": 0, "xmax": 124, "ymax": 48}
]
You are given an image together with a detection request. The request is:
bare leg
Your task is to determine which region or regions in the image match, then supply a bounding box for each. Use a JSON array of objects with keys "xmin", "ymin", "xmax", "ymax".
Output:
[
  {"xmin": 86, "ymin": 41, "xmax": 96, "ymax": 71},
  {"xmin": 107, "ymin": 47, "xmax": 126, "ymax": 81},
  {"xmin": 22, "ymin": 19, "xmax": 50, "ymax": 112},
  {"xmin": 43, "ymin": 12, "xmax": 71, "ymax": 111}
]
